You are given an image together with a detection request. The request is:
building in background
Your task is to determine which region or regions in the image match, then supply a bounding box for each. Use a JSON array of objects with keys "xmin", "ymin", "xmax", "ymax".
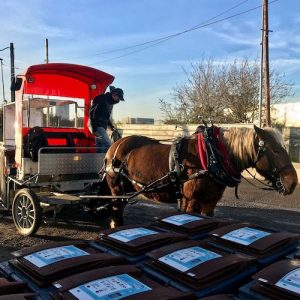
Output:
[
  {"xmin": 272, "ymin": 102, "xmax": 300, "ymax": 126},
  {"xmin": 121, "ymin": 117, "xmax": 154, "ymax": 124}
]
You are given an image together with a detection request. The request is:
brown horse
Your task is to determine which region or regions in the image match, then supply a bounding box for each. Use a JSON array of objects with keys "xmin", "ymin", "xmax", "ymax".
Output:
[{"xmin": 104, "ymin": 125, "xmax": 298, "ymax": 227}]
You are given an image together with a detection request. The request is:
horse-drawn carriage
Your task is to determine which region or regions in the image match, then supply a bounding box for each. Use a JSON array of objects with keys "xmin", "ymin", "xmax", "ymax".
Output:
[
  {"xmin": 1, "ymin": 63, "xmax": 298, "ymax": 237},
  {"xmin": 0, "ymin": 63, "xmax": 115, "ymax": 236}
]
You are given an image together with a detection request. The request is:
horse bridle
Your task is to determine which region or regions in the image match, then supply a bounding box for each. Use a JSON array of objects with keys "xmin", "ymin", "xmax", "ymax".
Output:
[{"xmin": 253, "ymin": 140, "xmax": 293, "ymax": 194}]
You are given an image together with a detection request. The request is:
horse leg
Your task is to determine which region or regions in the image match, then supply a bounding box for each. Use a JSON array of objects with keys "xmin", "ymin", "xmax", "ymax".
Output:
[
  {"xmin": 181, "ymin": 197, "xmax": 218, "ymax": 217},
  {"xmin": 181, "ymin": 196, "xmax": 201, "ymax": 214},
  {"xmin": 109, "ymin": 199, "xmax": 125, "ymax": 228},
  {"xmin": 200, "ymin": 201, "xmax": 217, "ymax": 217}
]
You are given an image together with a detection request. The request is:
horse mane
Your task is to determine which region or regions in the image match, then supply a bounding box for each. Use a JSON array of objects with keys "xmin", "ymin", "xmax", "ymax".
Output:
[
  {"xmin": 221, "ymin": 126, "xmax": 284, "ymax": 171},
  {"xmin": 264, "ymin": 127, "xmax": 285, "ymax": 147}
]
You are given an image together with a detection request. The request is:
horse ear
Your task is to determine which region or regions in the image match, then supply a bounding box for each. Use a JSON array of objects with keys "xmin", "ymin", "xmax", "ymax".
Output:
[{"xmin": 254, "ymin": 125, "xmax": 267, "ymax": 139}]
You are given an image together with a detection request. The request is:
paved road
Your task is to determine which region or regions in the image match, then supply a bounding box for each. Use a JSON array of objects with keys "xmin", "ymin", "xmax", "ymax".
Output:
[{"xmin": 124, "ymin": 177, "xmax": 300, "ymax": 233}]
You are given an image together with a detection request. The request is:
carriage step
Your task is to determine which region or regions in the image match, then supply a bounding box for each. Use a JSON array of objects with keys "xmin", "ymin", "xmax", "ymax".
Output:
[
  {"xmin": 79, "ymin": 195, "xmax": 132, "ymax": 200},
  {"xmin": 38, "ymin": 192, "xmax": 87, "ymax": 205}
]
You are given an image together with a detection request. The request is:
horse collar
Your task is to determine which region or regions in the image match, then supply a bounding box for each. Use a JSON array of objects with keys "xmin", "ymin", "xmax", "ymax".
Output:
[{"xmin": 197, "ymin": 126, "xmax": 241, "ymax": 187}]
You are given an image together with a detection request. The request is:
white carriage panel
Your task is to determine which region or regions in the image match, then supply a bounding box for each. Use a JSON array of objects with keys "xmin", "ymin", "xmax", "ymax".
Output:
[
  {"xmin": 18, "ymin": 158, "xmax": 39, "ymax": 180},
  {"xmin": 38, "ymin": 153, "xmax": 104, "ymax": 176},
  {"xmin": 3, "ymin": 104, "xmax": 16, "ymax": 146}
]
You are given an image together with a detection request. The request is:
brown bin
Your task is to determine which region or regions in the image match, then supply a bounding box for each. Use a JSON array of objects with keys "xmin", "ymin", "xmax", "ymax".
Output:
[
  {"xmin": 0, "ymin": 293, "xmax": 35, "ymax": 300},
  {"xmin": 51, "ymin": 265, "xmax": 196, "ymax": 300},
  {"xmin": 96, "ymin": 225, "xmax": 187, "ymax": 257},
  {"xmin": 10, "ymin": 240, "xmax": 124, "ymax": 287},
  {"xmin": 0, "ymin": 277, "xmax": 28, "ymax": 296},
  {"xmin": 145, "ymin": 240, "xmax": 256, "ymax": 290},
  {"xmin": 251, "ymin": 259, "xmax": 300, "ymax": 300},
  {"xmin": 198, "ymin": 295, "xmax": 239, "ymax": 300},
  {"xmin": 153, "ymin": 213, "xmax": 232, "ymax": 237},
  {"xmin": 209, "ymin": 223, "xmax": 300, "ymax": 259}
]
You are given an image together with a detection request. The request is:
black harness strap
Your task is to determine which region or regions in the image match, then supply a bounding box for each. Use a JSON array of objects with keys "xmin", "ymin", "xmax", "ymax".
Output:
[
  {"xmin": 251, "ymin": 140, "xmax": 292, "ymax": 194},
  {"xmin": 168, "ymin": 138, "xmax": 184, "ymax": 211}
]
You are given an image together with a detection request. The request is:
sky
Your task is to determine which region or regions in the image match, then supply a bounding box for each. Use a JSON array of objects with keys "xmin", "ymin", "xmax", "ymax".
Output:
[{"xmin": 0, "ymin": 0, "xmax": 300, "ymax": 121}]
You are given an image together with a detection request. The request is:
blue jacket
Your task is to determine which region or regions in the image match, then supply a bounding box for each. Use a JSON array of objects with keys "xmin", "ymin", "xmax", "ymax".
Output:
[{"xmin": 89, "ymin": 92, "xmax": 115, "ymax": 131}]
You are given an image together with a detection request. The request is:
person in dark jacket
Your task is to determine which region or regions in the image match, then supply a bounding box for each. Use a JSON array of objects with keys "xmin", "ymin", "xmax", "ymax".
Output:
[{"xmin": 89, "ymin": 87, "xmax": 124, "ymax": 152}]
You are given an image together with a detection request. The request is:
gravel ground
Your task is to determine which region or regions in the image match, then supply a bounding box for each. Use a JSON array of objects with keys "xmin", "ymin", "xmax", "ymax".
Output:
[{"xmin": 0, "ymin": 178, "xmax": 299, "ymax": 262}]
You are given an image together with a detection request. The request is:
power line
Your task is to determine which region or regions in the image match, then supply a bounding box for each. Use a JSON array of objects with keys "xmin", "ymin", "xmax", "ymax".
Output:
[
  {"xmin": 89, "ymin": 0, "xmax": 279, "ymax": 66},
  {"xmin": 53, "ymin": 0, "xmax": 250, "ymax": 61}
]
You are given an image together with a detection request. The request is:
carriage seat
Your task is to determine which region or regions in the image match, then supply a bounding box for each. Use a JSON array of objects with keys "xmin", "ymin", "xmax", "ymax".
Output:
[
  {"xmin": 42, "ymin": 131, "xmax": 86, "ymax": 148},
  {"xmin": 23, "ymin": 127, "xmax": 87, "ymax": 162}
]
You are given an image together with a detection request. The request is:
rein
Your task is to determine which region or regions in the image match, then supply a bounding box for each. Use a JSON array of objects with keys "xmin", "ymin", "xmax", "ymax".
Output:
[{"xmin": 118, "ymin": 160, "xmax": 207, "ymax": 206}]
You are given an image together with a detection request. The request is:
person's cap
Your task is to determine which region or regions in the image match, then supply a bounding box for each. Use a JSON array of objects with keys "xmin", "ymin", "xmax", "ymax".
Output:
[{"xmin": 111, "ymin": 87, "xmax": 124, "ymax": 101}]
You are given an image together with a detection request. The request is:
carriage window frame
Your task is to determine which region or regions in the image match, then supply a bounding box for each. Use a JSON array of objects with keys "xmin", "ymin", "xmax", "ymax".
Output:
[{"xmin": 22, "ymin": 95, "xmax": 84, "ymax": 129}]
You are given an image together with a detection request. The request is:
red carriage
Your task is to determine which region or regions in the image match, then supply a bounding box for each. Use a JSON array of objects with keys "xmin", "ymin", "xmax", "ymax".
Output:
[{"xmin": 0, "ymin": 63, "xmax": 114, "ymax": 235}]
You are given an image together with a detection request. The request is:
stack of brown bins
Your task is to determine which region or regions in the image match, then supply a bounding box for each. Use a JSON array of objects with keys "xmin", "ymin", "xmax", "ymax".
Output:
[
  {"xmin": 0, "ymin": 276, "xmax": 34, "ymax": 299},
  {"xmin": 152, "ymin": 213, "xmax": 232, "ymax": 239},
  {"xmin": 243, "ymin": 259, "xmax": 300, "ymax": 299},
  {"xmin": 209, "ymin": 223, "xmax": 300, "ymax": 265},
  {"xmin": 9, "ymin": 240, "xmax": 124, "ymax": 287},
  {"xmin": 143, "ymin": 240, "xmax": 256, "ymax": 297},
  {"xmin": 51, "ymin": 265, "xmax": 196, "ymax": 300},
  {"xmin": 198, "ymin": 295, "xmax": 241, "ymax": 300},
  {"xmin": 95, "ymin": 225, "xmax": 187, "ymax": 259}
]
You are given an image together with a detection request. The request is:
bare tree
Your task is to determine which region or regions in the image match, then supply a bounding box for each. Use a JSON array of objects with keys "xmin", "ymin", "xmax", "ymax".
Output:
[{"xmin": 159, "ymin": 57, "xmax": 293, "ymax": 124}]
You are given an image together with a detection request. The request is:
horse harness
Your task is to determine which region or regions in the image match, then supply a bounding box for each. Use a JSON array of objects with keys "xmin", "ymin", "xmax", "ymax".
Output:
[
  {"xmin": 249, "ymin": 139, "xmax": 293, "ymax": 194},
  {"xmin": 197, "ymin": 126, "xmax": 241, "ymax": 187},
  {"xmin": 169, "ymin": 126, "xmax": 241, "ymax": 186},
  {"xmin": 110, "ymin": 125, "xmax": 242, "ymax": 209}
]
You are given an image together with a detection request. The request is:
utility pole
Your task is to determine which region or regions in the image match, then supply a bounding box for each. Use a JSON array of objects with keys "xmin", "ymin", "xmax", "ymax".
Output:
[
  {"xmin": 10, "ymin": 43, "xmax": 15, "ymax": 102},
  {"xmin": 45, "ymin": 38, "xmax": 49, "ymax": 63},
  {"xmin": 259, "ymin": 1, "xmax": 264, "ymax": 128},
  {"xmin": 263, "ymin": 0, "xmax": 271, "ymax": 126}
]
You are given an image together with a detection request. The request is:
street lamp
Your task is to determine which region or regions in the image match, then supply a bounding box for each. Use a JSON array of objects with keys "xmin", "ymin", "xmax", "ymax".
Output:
[
  {"xmin": 0, "ymin": 43, "xmax": 15, "ymax": 102},
  {"xmin": 0, "ymin": 58, "xmax": 6, "ymax": 103}
]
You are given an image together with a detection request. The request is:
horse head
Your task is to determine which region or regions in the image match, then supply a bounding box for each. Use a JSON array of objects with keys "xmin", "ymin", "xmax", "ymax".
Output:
[{"xmin": 253, "ymin": 125, "xmax": 298, "ymax": 195}]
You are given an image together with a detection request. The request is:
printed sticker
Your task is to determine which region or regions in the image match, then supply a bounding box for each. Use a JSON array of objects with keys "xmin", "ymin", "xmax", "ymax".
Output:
[
  {"xmin": 158, "ymin": 246, "xmax": 221, "ymax": 272},
  {"xmin": 162, "ymin": 214, "xmax": 202, "ymax": 226},
  {"xmin": 24, "ymin": 245, "xmax": 89, "ymax": 268},
  {"xmin": 221, "ymin": 227, "xmax": 271, "ymax": 246},
  {"xmin": 69, "ymin": 274, "xmax": 151, "ymax": 300},
  {"xmin": 275, "ymin": 269, "xmax": 300, "ymax": 295},
  {"xmin": 108, "ymin": 228, "xmax": 158, "ymax": 243}
]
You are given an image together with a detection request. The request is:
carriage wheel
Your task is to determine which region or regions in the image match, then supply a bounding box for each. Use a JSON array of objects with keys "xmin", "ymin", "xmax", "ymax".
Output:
[{"xmin": 12, "ymin": 188, "xmax": 42, "ymax": 236}]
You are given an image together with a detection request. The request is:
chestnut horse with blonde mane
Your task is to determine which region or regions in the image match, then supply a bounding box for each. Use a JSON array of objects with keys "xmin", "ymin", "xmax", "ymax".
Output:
[{"xmin": 104, "ymin": 125, "xmax": 298, "ymax": 227}]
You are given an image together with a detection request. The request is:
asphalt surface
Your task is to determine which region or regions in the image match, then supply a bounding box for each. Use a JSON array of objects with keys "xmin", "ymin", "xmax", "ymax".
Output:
[{"xmin": 123, "ymin": 178, "xmax": 300, "ymax": 233}]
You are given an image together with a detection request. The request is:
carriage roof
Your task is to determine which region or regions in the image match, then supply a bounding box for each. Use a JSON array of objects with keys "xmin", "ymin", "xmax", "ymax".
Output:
[{"xmin": 18, "ymin": 63, "xmax": 114, "ymax": 100}]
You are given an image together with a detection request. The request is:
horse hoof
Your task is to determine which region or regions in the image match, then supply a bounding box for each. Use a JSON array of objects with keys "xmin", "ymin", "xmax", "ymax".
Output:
[
  {"xmin": 201, "ymin": 211, "xmax": 214, "ymax": 217},
  {"xmin": 109, "ymin": 219, "xmax": 116, "ymax": 229}
]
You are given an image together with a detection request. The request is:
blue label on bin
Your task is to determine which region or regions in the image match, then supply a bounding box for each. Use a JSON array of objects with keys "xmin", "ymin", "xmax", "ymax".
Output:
[
  {"xmin": 221, "ymin": 227, "xmax": 271, "ymax": 245},
  {"xmin": 69, "ymin": 274, "xmax": 152, "ymax": 299},
  {"xmin": 158, "ymin": 246, "xmax": 221, "ymax": 272},
  {"xmin": 275, "ymin": 268, "xmax": 300, "ymax": 294},
  {"xmin": 108, "ymin": 228, "xmax": 158, "ymax": 243},
  {"xmin": 24, "ymin": 245, "xmax": 89, "ymax": 268},
  {"xmin": 162, "ymin": 214, "xmax": 202, "ymax": 226}
]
